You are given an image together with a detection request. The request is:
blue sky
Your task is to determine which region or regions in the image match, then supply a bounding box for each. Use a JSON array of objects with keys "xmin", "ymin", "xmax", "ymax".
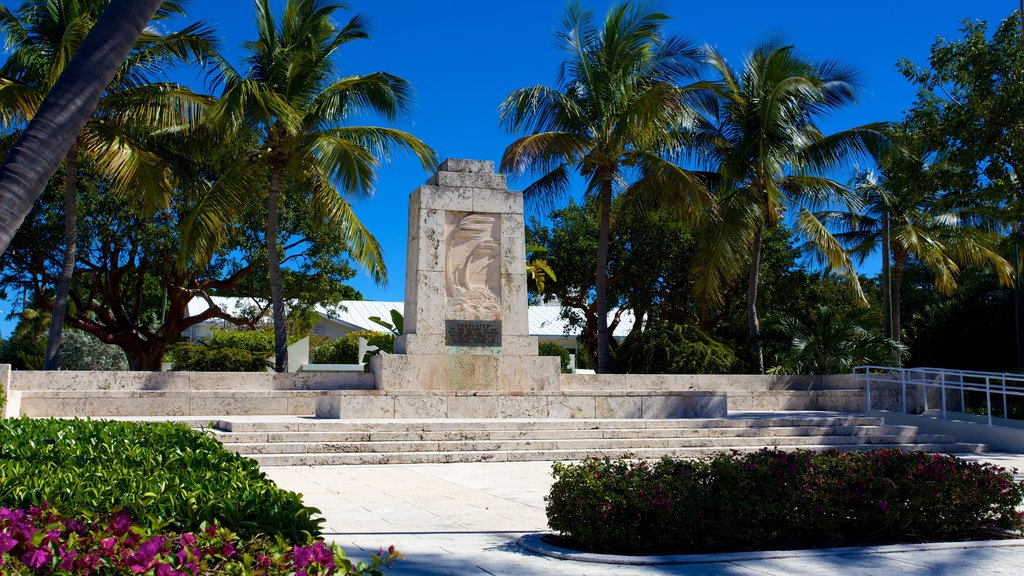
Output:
[{"xmin": 0, "ymin": 0, "xmax": 1019, "ymax": 336}]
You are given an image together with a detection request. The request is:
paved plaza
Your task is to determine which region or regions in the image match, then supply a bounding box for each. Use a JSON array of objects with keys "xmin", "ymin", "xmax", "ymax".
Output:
[{"xmin": 264, "ymin": 453, "xmax": 1024, "ymax": 576}]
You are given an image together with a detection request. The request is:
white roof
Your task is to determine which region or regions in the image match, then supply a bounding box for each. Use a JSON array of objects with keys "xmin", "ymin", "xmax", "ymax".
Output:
[
  {"xmin": 185, "ymin": 295, "xmax": 265, "ymax": 319},
  {"xmin": 184, "ymin": 297, "xmax": 636, "ymax": 339},
  {"xmin": 325, "ymin": 301, "xmax": 635, "ymax": 339}
]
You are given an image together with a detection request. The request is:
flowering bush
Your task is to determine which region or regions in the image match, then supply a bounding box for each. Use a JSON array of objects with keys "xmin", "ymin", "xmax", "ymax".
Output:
[
  {"xmin": 547, "ymin": 449, "xmax": 1024, "ymax": 554},
  {"xmin": 0, "ymin": 504, "xmax": 399, "ymax": 575}
]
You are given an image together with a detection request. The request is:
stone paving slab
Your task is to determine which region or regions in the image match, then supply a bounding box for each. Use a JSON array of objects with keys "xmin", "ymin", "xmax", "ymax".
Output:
[{"xmin": 264, "ymin": 453, "xmax": 1024, "ymax": 576}]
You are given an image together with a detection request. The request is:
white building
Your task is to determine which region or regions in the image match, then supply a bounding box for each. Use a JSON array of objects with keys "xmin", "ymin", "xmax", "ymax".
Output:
[{"xmin": 185, "ymin": 298, "xmax": 635, "ymax": 356}]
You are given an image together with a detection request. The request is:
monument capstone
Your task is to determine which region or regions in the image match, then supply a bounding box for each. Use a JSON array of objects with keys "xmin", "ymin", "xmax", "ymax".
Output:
[{"xmin": 371, "ymin": 159, "xmax": 561, "ymax": 390}]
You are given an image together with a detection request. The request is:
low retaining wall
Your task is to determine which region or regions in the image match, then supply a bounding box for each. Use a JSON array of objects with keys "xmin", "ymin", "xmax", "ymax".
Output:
[
  {"xmin": 8, "ymin": 369, "xmax": 373, "ymax": 391},
  {"xmin": 560, "ymin": 373, "xmax": 857, "ymax": 391}
]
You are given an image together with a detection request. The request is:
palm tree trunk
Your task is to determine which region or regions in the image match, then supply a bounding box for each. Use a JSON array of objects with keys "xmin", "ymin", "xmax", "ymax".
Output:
[
  {"xmin": 748, "ymin": 225, "xmax": 765, "ymax": 373},
  {"xmin": 891, "ymin": 249, "xmax": 908, "ymax": 354},
  {"xmin": 267, "ymin": 167, "xmax": 288, "ymax": 373},
  {"xmin": 594, "ymin": 176, "xmax": 613, "ymax": 374},
  {"xmin": 43, "ymin": 144, "xmax": 79, "ymax": 370},
  {"xmin": 881, "ymin": 213, "xmax": 895, "ymax": 342},
  {"xmin": 0, "ymin": 0, "xmax": 164, "ymax": 256}
]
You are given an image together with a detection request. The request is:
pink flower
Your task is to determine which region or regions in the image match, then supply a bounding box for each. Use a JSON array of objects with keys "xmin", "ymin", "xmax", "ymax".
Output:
[
  {"xmin": 877, "ymin": 500, "xmax": 889, "ymax": 512},
  {"xmin": 21, "ymin": 547, "xmax": 51, "ymax": 569}
]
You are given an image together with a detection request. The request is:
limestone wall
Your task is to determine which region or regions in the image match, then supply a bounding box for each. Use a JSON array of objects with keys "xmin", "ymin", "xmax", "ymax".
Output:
[{"xmin": 8, "ymin": 369, "xmax": 372, "ymax": 391}]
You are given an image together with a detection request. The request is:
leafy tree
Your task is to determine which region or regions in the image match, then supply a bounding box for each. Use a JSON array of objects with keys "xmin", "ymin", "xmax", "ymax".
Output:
[
  {"xmin": 528, "ymin": 199, "xmax": 697, "ymax": 368},
  {"xmin": 0, "ymin": 307, "xmax": 48, "ymax": 369},
  {"xmin": 191, "ymin": 0, "xmax": 436, "ymax": 372},
  {"xmin": 898, "ymin": 10, "xmax": 1024, "ymax": 225},
  {"xmin": 692, "ymin": 41, "xmax": 887, "ymax": 373},
  {"xmin": 0, "ymin": 0, "xmax": 215, "ymax": 368},
  {"xmin": 59, "ymin": 327, "xmax": 128, "ymax": 370},
  {"xmin": 614, "ymin": 323, "xmax": 737, "ymax": 374},
  {"xmin": 0, "ymin": 0, "xmax": 165, "ymax": 255},
  {"xmin": 0, "ymin": 150, "xmax": 364, "ymax": 370},
  {"xmin": 500, "ymin": 1, "xmax": 711, "ymax": 373},
  {"xmin": 898, "ymin": 10, "xmax": 1024, "ymax": 366}
]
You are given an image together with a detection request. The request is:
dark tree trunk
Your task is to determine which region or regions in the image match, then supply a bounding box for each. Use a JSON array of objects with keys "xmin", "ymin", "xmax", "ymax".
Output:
[
  {"xmin": 880, "ymin": 213, "xmax": 893, "ymax": 341},
  {"xmin": 124, "ymin": 344, "xmax": 168, "ymax": 372},
  {"xmin": 0, "ymin": 0, "xmax": 164, "ymax": 256},
  {"xmin": 267, "ymin": 167, "xmax": 288, "ymax": 372},
  {"xmin": 747, "ymin": 225, "xmax": 765, "ymax": 374},
  {"xmin": 43, "ymin": 145, "xmax": 79, "ymax": 369},
  {"xmin": 594, "ymin": 175, "xmax": 613, "ymax": 374}
]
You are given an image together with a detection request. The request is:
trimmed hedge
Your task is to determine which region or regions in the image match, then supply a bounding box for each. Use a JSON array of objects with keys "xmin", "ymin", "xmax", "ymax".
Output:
[
  {"xmin": 168, "ymin": 343, "xmax": 272, "ymax": 372},
  {"xmin": 538, "ymin": 342, "xmax": 571, "ymax": 373},
  {"xmin": 311, "ymin": 330, "xmax": 393, "ymax": 364},
  {"xmin": 613, "ymin": 323, "xmax": 737, "ymax": 374},
  {"xmin": 0, "ymin": 418, "xmax": 321, "ymax": 543},
  {"xmin": 547, "ymin": 449, "xmax": 1024, "ymax": 555}
]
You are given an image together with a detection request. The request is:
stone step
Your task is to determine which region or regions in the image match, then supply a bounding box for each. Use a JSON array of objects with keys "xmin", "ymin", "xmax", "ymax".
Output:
[
  {"xmin": 244, "ymin": 443, "xmax": 988, "ymax": 466},
  {"xmin": 222, "ymin": 433, "xmax": 959, "ymax": 455},
  {"xmin": 214, "ymin": 415, "xmax": 886, "ymax": 432},
  {"xmin": 211, "ymin": 424, "xmax": 916, "ymax": 444}
]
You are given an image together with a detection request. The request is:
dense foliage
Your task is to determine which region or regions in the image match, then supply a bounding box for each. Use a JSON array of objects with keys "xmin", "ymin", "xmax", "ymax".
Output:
[
  {"xmin": 538, "ymin": 341, "xmax": 571, "ymax": 373},
  {"xmin": 0, "ymin": 419, "xmax": 321, "ymax": 542},
  {"xmin": 547, "ymin": 450, "xmax": 1024, "ymax": 555},
  {"xmin": 613, "ymin": 324, "xmax": 737, "ymax": 374},
  {"xmin": 311, "ymin": 330, "xmax": 393, "ymax": 365},
  {"xmin": 0, "ymin": 505, "xmax": 399, "ymax": 575}
]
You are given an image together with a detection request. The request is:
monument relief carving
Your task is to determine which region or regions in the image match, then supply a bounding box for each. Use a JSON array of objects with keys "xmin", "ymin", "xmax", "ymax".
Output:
[{"xmin": 445, "ymin": 212, "xmax": 501, "ymax": 320}]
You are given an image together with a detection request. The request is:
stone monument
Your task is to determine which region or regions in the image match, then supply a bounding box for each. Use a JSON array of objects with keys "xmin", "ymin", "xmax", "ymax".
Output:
[{"xmin": 371, "ymin": 159, "xmax": 561, "ymax": 390}]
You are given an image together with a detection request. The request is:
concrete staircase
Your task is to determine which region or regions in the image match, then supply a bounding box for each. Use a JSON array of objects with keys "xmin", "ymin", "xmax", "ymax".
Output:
[{"xmin": 207, "ymin": 413, "xmax": 986, "ymax": 466}]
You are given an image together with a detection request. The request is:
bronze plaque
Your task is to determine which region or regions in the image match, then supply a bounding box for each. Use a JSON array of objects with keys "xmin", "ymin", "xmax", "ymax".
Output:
[{"xmin": 445, "ymin": 320, "xmax": 502, "ymax": 347}]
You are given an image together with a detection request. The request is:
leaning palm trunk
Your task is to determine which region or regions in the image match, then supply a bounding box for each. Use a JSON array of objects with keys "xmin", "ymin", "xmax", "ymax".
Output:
[
  {"xmin": 747, "ymin": 225, "xmax": 765, "ymax": 373},
  {"xmin": 43, "ymin": 145, "xmax": 79, "ymax": 369},
  {"xmin": 267, "ymin": 168, "xmax": 288, "ymax": 372},
  {"xmin": 594, "ymin": 177, "xmax": 613, "ymax": 373},
  {"xmin": 0, "ymin": 0, "xmax": 164, "ymax": 256}
]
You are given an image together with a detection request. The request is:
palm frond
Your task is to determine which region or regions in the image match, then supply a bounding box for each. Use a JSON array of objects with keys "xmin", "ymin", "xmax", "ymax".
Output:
[
  {"xmin": 78, "ymin": 121, "xmax": 173, "ymax": 211},
  {"xmin": 308, "ymin": 165, "xmax": 387, "ymax": 286},
  {"xmin": 796, "ymin": 207, "xmax": 865, "ymax": 302}
]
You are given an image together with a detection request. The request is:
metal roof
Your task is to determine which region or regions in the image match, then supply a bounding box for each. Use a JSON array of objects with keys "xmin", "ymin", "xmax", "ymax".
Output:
[
  {"xmin": 325, "ymin": 301, "xmax": 635, "ymax": 339},
  {"xmin": 185, "ymin": 297, "xmax": 636, "ymax": 339}
]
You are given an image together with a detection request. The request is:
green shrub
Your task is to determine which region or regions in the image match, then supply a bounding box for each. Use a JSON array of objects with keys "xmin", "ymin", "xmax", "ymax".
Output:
[
  {"xmin": 547, "ymin": 449, "xmax": 1024, "ymax": 555},
  {"xmin": 0, "ymin": 418, "xmax": 321, "ymax": 543},
  {"xmin": 59, "ymin": 328, "xmax": 129, "ymax": 371},
  {"xmin": 538, "ymin": 342, "xmax": 571, "ymax": 373},
  {"xmin": 168, "ymin": 343, "xmax": 272, "ymax": 372},
  {"xmin": 613, "ymin": 323, "xmax": 737, "ymax": 374},
  {"xmin": 311, "ymin": 330, "xmax": 393, "ymax": 364},
  {"xmin": 208, "ymin": 329, "xmax": 277, "ymax": 353}
]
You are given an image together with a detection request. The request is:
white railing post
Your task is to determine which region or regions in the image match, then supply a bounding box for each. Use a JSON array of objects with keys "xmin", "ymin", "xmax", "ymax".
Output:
[
  {"xmin": 941, "ymin": 371, "xmax": 947, "ymax": 419},
  {"xmin": 864, "ymin": 368, "xmax": 872, "ymax": 411},
  {"xmin": 986, "ymin": 376, "xmax": 993, "ymax": 426},
  {"xmin": 1002, "ymin": 375, "xmax": 1008, "ymax": 420},
  {"xmin": 901, "ymin": 368, "xmax": 907, "ymax": 414}
]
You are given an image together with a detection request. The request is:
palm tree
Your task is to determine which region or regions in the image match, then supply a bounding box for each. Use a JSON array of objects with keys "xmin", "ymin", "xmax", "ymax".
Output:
[
  {"xmin": 190, "ymin": 0, "xmax": 436, "ymax": 372},
  {"xmin": 0, "ymin": 0, "xmax": 215, "ymax": 369},
  {"xmin": 0, "ymin": 0, "xmax": 165, "ymax": 257},
  {"xmin": 774, "ymin": 304, "xmax": 905, "ymax": 375},
  {"xmin": 499, "ymin": 1, "xmax": 712, "ymax": 373},
  {"xmin": 827, "ymin": 141, "xmax": 1014, "ymax": 357},
  {"xmin": 692, "ymin": 41, "xmax": 888, "ymax": 373}
]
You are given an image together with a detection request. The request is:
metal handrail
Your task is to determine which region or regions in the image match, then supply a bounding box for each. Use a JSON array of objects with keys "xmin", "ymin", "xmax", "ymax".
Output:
[{"xmin": 853, "ymin": 365, "xmax": 1024, "ymax": 426}]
